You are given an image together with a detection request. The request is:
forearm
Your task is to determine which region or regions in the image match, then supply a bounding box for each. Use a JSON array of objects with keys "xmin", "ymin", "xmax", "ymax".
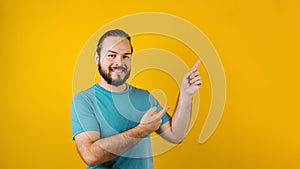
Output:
[
  {"xmin": 84, "ymin": 125, "xmax": 149, "ymax": 166},
  {"xmin": 76, "ymin": 107, "xmax": 166, "ymax": 166},
  {"xmin": 170, "ymin": 93, "xmax": 193, "ymax": 141},
  {"xmin": 158, "ymin": 60, "xmax": 201, "ymax": 144}
]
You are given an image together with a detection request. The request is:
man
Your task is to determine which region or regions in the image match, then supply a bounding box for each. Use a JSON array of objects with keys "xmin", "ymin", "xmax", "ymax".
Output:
[{"xmin": 71, "ymin": 29, "xmax": 202, "ymax": 169}]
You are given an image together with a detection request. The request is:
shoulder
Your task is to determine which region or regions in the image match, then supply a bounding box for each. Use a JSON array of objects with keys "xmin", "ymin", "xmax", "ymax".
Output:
[
  {"xmin": 72, "ymin": 85, "xmax": 96, "ymax": 102},
  {"xmin": 71, "ymin": 85, "xmax": 98, "ymax": 113}
]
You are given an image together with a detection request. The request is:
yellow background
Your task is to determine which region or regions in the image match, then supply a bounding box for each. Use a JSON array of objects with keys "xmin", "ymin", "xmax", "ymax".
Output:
[{"xmin": 1, "ymin": 0, "xmax": 300, "ymax": 169}]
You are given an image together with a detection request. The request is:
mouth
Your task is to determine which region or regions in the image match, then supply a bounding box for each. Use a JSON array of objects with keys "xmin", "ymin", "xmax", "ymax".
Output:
[{"xmin": 110, "ymin": 66, "xmax": 127, "ymax": 73}]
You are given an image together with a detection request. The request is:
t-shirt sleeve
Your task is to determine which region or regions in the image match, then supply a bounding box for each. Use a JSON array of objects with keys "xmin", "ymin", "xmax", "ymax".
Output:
[
  {"xmin": 71, "ymin": 93, "xmax": 100, "ymax": 140},
  {"xmin": 148, "ymin": 93, "xmax": 171, "ymax": 125}
]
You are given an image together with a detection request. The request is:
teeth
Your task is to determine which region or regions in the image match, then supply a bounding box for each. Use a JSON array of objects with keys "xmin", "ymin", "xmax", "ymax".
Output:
[
  {"xmin": 111, "ymin": 67, "xmax": 125, "ymax": 73},
  {"xmin": 114, "ymin": 69, "xmax": 122, "ymax": 73}
]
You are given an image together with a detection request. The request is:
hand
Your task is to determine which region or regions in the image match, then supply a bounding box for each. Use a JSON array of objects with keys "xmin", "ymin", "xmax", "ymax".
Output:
[
  {"xmin": 139, "ymin": 106, "xmax": 171, "ymax": 134},
  {"xmin": 181, "ymin": 60, "xmax": 202, "ymax": 96}
]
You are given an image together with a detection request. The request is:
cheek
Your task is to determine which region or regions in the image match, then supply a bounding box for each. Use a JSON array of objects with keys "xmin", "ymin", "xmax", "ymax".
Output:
[
  {"xmin": 100, "ymin": 60, "xmax": 112, "ymax": 68},
  {"xmin": 125, "ymin": 61, "xmax": 131, "ymax": 68}
]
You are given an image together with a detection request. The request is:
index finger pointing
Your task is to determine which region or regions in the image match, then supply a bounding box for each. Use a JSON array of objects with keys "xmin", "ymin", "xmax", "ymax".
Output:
[
  {"xmin": 192, "ymin": 59, "xmax": 201, "ymax": 70},
  {"xmin": 158, "ymin": 106, "xmax": 171, "ymax": 118}
]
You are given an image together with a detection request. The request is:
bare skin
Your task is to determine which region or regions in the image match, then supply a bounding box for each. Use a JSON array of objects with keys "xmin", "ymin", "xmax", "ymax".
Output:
[{"xmin": 74, "ymin": 36, "xmax": 202, "ymax": 166}]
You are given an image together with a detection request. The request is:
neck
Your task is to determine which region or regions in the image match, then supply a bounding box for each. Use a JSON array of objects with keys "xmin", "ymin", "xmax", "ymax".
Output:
[{"xmin": 98, "ymin": 78, "xmax": 127, "ymax": 92}]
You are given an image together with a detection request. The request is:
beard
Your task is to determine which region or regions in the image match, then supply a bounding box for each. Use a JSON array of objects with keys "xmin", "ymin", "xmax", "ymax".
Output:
[{"xmin": 98, "ymin": 63, "xmax": 130, "ymax": 87}]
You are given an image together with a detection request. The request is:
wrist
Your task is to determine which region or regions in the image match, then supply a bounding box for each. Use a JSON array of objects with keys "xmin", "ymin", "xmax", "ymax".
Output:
[
  {"xmin": 135, "ymin": 124, "xmax": 151, "ymax": 138},
  {"xmin": 179, "ymin": 92, "xmax": 193, "ymax": 101}
]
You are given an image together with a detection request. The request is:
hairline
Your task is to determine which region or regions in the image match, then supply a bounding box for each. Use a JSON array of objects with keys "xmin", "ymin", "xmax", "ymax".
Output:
[{"xmin": 96, "ymin": 30, "xmax": 133, "ymax": 57}]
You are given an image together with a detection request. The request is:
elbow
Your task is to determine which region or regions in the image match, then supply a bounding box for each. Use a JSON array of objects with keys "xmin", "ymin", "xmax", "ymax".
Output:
[
  {"xmin": 175, "ymin": 139, "xmax": 184, "ymax": 144},
  {"xmin": 77, "ymin": 143, "xmax": 112, "ymax": 167},
  {"xmin": 81, "ymin": 153, "xmax": 106, "ymax": 167},
  {"xmin": 77, "ymin": 143, "xmax": 107, "ymax": 166},
  {"xmin": 169, "ymin": 136, "xmax": 185, "ymax": 144},
  {"xmin": 173, "ymin": 138, "xmax": 184, "ymax": 144},
  {"xmin": 86, "ymin": 161, "xmax": 97, "ymax": 167},
  {"xmin": 83, "ymin": 155, "xmax": 98, "ymax": 167}
]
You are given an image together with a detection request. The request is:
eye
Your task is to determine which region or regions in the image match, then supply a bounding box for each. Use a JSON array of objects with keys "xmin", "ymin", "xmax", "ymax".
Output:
[
  {"xmin": 123, "ymin": 55, "xmax": 131, "ymax": 59},
  {"xmin": 107, "ymin": 54, "xmax": 116, "ymax": 58}
]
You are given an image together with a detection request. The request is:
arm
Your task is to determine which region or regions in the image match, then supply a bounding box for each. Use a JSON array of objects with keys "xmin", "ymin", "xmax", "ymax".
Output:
[
  {"xmin": 74, "ymin": 107, "xmax": 170, "ymax": 167},
  {"xmin": 157, "ymin": 60, "xmax": 202, "ymax": 144}
]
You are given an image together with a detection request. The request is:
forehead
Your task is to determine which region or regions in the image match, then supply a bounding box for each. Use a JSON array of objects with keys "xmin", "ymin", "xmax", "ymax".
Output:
[{"xmin": 101, "ymin": 36, "xmax": 131, "ymax": 54}]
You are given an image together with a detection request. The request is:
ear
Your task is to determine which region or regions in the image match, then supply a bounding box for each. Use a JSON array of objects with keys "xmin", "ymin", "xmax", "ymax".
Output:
[{"xmin": 94, "ymin": 52, "xmax": 100, "ymax": 65}]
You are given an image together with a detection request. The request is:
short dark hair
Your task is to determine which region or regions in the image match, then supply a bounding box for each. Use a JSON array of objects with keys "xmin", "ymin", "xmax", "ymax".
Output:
[{"xmin": 96, "ymin": 29, "xmax": 133, "ymax": 57}]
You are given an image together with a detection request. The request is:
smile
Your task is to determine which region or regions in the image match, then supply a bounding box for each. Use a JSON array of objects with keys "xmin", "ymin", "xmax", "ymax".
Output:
[{"xmin": 110, "ymin": 66, "xmax": 127, "ymax": 73}]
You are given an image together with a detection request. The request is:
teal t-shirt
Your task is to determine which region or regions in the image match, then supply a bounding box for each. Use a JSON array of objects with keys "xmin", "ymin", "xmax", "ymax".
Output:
[{"xmin": 71, "ymin": 84, "xmax": 171, "ymax": 169}]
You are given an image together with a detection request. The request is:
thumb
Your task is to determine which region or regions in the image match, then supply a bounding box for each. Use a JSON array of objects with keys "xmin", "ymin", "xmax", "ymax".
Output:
[{"xmin": 147, "ymin": 107, "xmax": 157, "ymax": 116}]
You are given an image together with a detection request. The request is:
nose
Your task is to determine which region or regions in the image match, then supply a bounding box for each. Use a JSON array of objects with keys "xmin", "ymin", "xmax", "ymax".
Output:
[{"xmin": 113, "ymin": 55, "xmax": 123, "ymax": 65}]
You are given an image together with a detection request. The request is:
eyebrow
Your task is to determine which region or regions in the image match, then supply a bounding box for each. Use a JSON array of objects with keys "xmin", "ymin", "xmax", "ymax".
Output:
[{"xmin": 107, "ymin": 50, "xmax": 132, "ymax": 55}]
